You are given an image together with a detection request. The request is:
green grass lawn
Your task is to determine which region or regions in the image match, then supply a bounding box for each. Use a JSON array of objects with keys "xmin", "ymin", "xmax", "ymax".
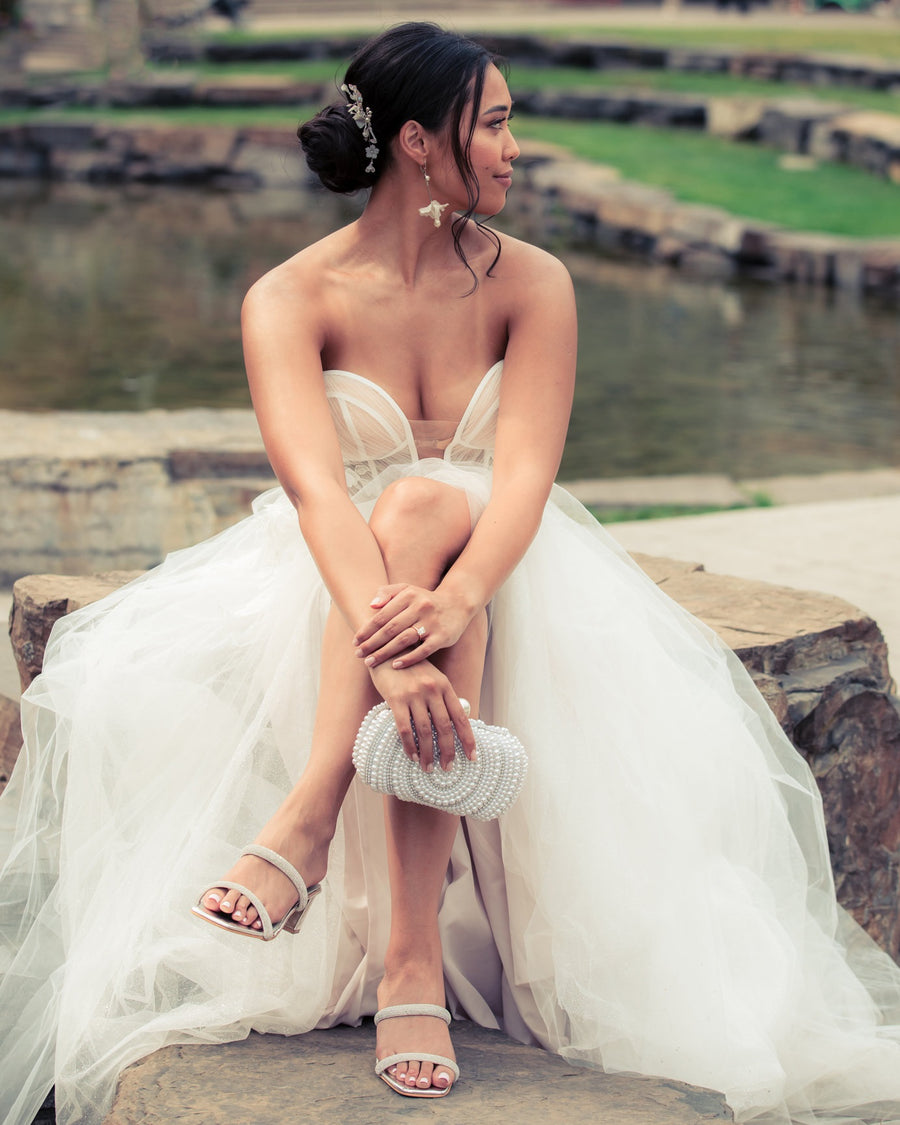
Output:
[
  {"xmin": 514, "ymin": 116, "xmax": 900, "ymax": 237},
  {"xmin": 4, "ymin": 102, "xmax": 898, "ymax": 237}
]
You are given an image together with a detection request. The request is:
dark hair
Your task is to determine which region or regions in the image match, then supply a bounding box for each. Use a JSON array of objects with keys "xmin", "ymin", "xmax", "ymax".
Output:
[{"xmin": 298, "ymin": 22, "xmax": 506, "ymax": 286}]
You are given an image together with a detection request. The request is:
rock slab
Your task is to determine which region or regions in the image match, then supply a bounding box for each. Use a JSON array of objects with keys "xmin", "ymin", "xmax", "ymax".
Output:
[{"xmin": 104, "ymin": 1022, "xmax": 732, "ymax": 1125}]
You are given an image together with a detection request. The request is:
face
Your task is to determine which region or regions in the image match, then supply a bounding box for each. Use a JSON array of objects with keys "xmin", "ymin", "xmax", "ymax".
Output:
[{"xmin": 432, "ymin": 63, "xmax": 520, "ymax": 217}]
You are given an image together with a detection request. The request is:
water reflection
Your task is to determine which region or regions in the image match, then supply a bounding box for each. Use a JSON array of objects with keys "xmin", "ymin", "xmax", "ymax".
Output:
[{"xmin": 2, "ymin": 180, "xmax": 897, "ymax": 480}]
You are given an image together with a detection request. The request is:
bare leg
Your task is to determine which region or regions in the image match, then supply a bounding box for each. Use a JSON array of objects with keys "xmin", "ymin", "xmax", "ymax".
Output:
[
  {"xmin": 199, "ymin": 602, "xmax": 378, "ymax": 929},
  {"xmin": 201, "ymin": 478, "xmax": 485, "ymax": 956},
  {"xmin": 369, "ymin": 480, "xmax": 489, "ymax": 1093}
]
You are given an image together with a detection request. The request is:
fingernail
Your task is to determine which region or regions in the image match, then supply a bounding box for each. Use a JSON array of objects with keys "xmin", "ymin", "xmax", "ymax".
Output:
[
  {"xmin": 392, "ymin": 659, "xmax": 403, "ymax": 669},
  {"xmin": 365, "ymin": 656, "xmax": 375, "ymax": 667},
  {"xmin": 425, "ymin": 762, "xmax": 433, "ymax": 773},
  {"xmin": 354, "ymin": 647, "xmax": 363, "ymax": 657}
]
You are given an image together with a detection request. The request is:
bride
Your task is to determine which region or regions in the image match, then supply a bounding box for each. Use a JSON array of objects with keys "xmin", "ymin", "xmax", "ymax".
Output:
[{"xmin": 3, "ymin": 20, "xmax": 900, "ymax": 1125}]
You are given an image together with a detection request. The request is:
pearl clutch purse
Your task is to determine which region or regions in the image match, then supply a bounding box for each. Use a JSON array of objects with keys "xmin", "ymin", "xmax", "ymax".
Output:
[{"xmin": 352, "ymin": 700, "xmax": 528, "ymax": 821}]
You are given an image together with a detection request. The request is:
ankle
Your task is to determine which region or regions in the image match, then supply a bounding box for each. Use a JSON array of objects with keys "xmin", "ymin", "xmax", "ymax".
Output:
[{"xmin": 382, "ymin": 945, "xmax": 444, "ymax": 989}]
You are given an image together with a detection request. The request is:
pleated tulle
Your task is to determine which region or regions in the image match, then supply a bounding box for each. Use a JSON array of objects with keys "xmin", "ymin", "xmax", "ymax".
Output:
[{"xmin": 3, "ymin": 462, "xmax": 900, "ymax": 1125}]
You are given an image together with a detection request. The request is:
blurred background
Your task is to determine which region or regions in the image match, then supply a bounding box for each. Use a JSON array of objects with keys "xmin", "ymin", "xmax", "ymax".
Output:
[{"xmin": 1, "ymin": 0, "xmax": 898, "ymax": 484}]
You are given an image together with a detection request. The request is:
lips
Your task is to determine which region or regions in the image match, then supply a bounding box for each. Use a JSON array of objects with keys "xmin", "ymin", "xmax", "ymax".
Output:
[{"xmin": 494, "ymin": 173, "xmax": 513, "ymax": 189}]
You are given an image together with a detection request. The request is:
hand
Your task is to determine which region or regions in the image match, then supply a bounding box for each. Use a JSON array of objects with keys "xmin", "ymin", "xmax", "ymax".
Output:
[
  {"xmin": 368, "ymin": 661, "xmax": 475, "ymax": 772},
  {"xmin": 354, "ymin": 584, "xmax": 473, "ymax": 670}
]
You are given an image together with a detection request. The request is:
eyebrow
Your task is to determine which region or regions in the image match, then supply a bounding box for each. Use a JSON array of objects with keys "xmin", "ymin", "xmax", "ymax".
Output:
[{"xmin": 481, "ymin": 103, "xmax": 512, "ymax": 115}]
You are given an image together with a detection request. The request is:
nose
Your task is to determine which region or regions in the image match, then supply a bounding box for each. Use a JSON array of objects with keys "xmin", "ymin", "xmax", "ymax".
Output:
[{"xmin": 505, "ymin": 127, "xmax": 520, "ymax": 163}]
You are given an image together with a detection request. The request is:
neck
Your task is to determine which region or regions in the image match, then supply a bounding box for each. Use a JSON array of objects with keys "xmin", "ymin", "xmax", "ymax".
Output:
[{"xmin": 354, "ymin": 166, "xmax": 464, "ymax": 288}]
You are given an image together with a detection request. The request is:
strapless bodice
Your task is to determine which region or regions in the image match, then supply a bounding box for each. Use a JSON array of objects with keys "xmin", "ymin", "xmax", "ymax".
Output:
[{"xmin": 324, "ymin": 362, "xmax": 502, "ymax": 494}]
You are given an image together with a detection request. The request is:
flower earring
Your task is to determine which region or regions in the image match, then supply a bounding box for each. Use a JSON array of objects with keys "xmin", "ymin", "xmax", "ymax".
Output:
[{"xmin": 418, "ymin": 161, "xmax": 448, "ymax": 228}]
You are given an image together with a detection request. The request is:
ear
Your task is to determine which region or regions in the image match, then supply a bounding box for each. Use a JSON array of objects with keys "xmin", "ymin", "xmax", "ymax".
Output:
[{"xmin": 397, "ymin": 120, "xmax": 430, "ymax": 164}]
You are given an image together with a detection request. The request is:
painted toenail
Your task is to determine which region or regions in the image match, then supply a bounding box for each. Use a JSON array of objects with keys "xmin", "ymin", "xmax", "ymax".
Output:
[
  {"xmin": 436, "ymin": 1075, "xmax": 450, "ymax": 1086},
  {"xmin": 206, "ymin": 893, "xmax": 220, "ymax": 905},
  {"xmin": 221, "ymin": 901, "xmax": 231, "ymax": 910}
]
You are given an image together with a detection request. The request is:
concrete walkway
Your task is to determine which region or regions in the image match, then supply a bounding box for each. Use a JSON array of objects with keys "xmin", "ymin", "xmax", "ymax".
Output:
[{"xmin": 609, "ymin": 493, "xmax": 900, "ymax": 681}]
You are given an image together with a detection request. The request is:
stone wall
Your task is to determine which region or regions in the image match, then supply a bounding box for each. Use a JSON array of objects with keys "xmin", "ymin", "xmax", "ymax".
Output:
[
  {"xmin": 0, "ymin": 408, "xmax": 275, "ymax": 584},
  {"xmin": 6, "ymin": 556, "xmax": 900, "ymax": 959}
]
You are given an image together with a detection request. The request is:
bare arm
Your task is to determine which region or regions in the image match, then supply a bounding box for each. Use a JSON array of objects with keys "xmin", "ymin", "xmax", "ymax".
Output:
[
  {"xmin": 355, "ymin": 251, "xmax": 577, "ymax": 667},
  {"xmin": 243, "ymin": 268, "xmax": 474, "ymax": 760}
]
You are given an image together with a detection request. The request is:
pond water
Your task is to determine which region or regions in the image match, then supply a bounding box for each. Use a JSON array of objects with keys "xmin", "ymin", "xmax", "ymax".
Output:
[{"xmin": 2, "ymin": 179, "xmax": 898, "ymax": 482}]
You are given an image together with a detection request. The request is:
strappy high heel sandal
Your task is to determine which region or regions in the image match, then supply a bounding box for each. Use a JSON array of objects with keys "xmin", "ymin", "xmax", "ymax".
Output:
[
  {"xmin": 191, "ymin": 844, "xmax": 321, "ymax": 941},
  {"xmin": 374, "ymin": 1004, "xmax": 460, "ymax": 1097}
]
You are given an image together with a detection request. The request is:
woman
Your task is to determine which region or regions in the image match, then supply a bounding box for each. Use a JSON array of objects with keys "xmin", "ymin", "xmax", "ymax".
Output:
[{"xmin": 3, "ymin": 21, "xmax": 900, "ymax": 1125}]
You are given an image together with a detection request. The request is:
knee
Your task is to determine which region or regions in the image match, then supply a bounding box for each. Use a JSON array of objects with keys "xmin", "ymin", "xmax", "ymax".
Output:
[{"xmin": 369, "ymin": 478, "xmax": 470, "ymax": 578}]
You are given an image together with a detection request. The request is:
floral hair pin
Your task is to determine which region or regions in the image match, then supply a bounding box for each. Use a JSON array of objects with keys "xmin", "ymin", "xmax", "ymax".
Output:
[{"xmin": 341, "ymin": 82, "xmax": 379, "ymax": 175}]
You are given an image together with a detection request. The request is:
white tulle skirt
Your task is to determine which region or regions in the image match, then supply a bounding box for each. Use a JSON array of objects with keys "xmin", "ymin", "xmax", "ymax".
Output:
[{"xmin": 3, "ymin": 460, "xmax": 900, "ymax": 1125}]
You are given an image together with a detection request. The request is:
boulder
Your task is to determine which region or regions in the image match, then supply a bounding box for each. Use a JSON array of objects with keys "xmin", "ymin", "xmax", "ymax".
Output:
[
  {"xmin": 635, "ymin": 554, "xmax": 900, "ymax": 959},
  {"xmin": 0, "ymin": 693, "xmax": 23, "ymax": 795},
  {"xmin": 9, "ymin": 571, "xmax": 144, "ymax": 691},
  {"xmin": 105, "ymin": 1023, "xmax": 732, "ymax": 1125}
]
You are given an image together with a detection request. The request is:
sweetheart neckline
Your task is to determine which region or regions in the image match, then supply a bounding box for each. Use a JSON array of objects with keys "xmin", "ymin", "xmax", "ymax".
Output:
[{"xmin": 323, "ymin": 361, "xmax": 503, "ymax": 438}]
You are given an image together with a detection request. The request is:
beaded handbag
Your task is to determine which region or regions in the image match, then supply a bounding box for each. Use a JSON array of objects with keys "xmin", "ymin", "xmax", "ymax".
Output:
[{"xmin": 352, "ymin": 700, "xmax": 528, "ymax": 821}]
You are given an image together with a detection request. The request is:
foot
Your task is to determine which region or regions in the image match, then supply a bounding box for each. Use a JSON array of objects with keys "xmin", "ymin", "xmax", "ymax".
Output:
[
  {"xmin": 200, "ymin": 804, "xmax": 331, "ymax": 932},
  {"xmin": 376, "ymin": 968, "xmax": 456, "ymax": 1094}
]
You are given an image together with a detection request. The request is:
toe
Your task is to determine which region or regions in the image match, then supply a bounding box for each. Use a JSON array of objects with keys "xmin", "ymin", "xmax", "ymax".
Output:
[
  {"xmin": 202, "ymin": 888, "xmax": 224, "ymax": 912},
  {"xmin": 433, "ymin": 1066, "xmax": 453, "ymax": 1091},
  {"xmin": 416, "ymin": 1061, "xmax": 434, "ymax": 1090},
  {"xmin": 231, "ymin": 893, "xmax": 253, "ymax": 924}
]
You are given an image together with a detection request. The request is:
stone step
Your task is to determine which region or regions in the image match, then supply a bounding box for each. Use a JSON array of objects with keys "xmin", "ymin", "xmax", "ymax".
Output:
[{"xmin": 103, "ymin": 1022, "xmax": 733, "ymax": 1124}]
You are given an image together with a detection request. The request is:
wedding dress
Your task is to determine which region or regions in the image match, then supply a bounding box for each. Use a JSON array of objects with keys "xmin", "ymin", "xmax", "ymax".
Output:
[{"xmin": 3, "ymin": 361, "xmax": 900, "ymax": 1125}]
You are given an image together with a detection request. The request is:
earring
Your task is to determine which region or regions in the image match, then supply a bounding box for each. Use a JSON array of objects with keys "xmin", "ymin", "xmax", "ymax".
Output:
[{"xmin": 418, "ymin": 161, "xmax": 449, "ymax": 228}]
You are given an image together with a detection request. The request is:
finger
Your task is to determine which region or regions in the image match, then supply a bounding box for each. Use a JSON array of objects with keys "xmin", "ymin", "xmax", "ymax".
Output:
[
  {"xmin": 356, "ymin": 609, "xmax": 420, "ymax": 657},
  {"xmin": 364, "ymin": 625, "xmax": 431, "ymax": 668},
  {"xmin": 429, "ymin": 701, "xmax": 457, "ymax": 771},
  {"xmin": 354, "ymin": 589, "xmax": 414, "ymax": 644},
  {"xmin": 368, "ymin": 583, "xmax": 407, "ymax": 610},
  {"xmin": 447, "ymin": 694, "xmax": 476, "ymax": 760},
  {"xmin": 409, "ymin": 702, "xmax": 435, "ymax": 773},
  {"xmin": 390, "ymin": 634, "xmax": 441, "ymax": 669},
  {"xmin": 391, "ymin": 703, "xmax": 419, "ymax": 762}
]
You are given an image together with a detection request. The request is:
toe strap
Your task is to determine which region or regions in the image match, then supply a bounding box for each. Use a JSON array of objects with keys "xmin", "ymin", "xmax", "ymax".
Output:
[
  {"xmin": 375, "ymin": 1053, "xmax": 459, "ymax": 1079},
  {"xmin": 197, "ymin": 879, "xmax": 274, "ymax": 937},
  {"xmin": 242, "ymin": 844, "xmax": 311, "ymax": 912},
  {"xmin": 374, "ymin": 1004, "xmax": 451, "ymax": 1025}
]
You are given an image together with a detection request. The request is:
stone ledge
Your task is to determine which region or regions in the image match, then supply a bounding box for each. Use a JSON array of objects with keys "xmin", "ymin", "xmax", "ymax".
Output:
[
  {"xmin": 2, "ymin": 116, "xmax": 897, "ymax": 291},
  {"xmin": 9, "ymin": 557, "xmax": 900, "ymax": 957},
  {"xmin": 104, "ymin": 1022, "xmax": 733, "ymax": 1124}
]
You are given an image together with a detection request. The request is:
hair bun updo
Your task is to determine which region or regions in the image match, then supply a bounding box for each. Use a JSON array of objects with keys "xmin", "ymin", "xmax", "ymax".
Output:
[{"xmin": 298, "ymin": 104, "xmax": 374, "ymax": 195}]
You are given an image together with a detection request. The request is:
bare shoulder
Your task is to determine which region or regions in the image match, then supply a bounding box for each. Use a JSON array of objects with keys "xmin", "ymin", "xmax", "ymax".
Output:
[
  {"xmin": 489, "ymin": 232, "xmax": 572, "ymax": 297},
  {"xmin": 241, "ymin": 231, "xmax": 343, "ymax": 341},
  {"xmin": 485, "ymin": 232, "xmax": 574, "ymax": 321}
]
